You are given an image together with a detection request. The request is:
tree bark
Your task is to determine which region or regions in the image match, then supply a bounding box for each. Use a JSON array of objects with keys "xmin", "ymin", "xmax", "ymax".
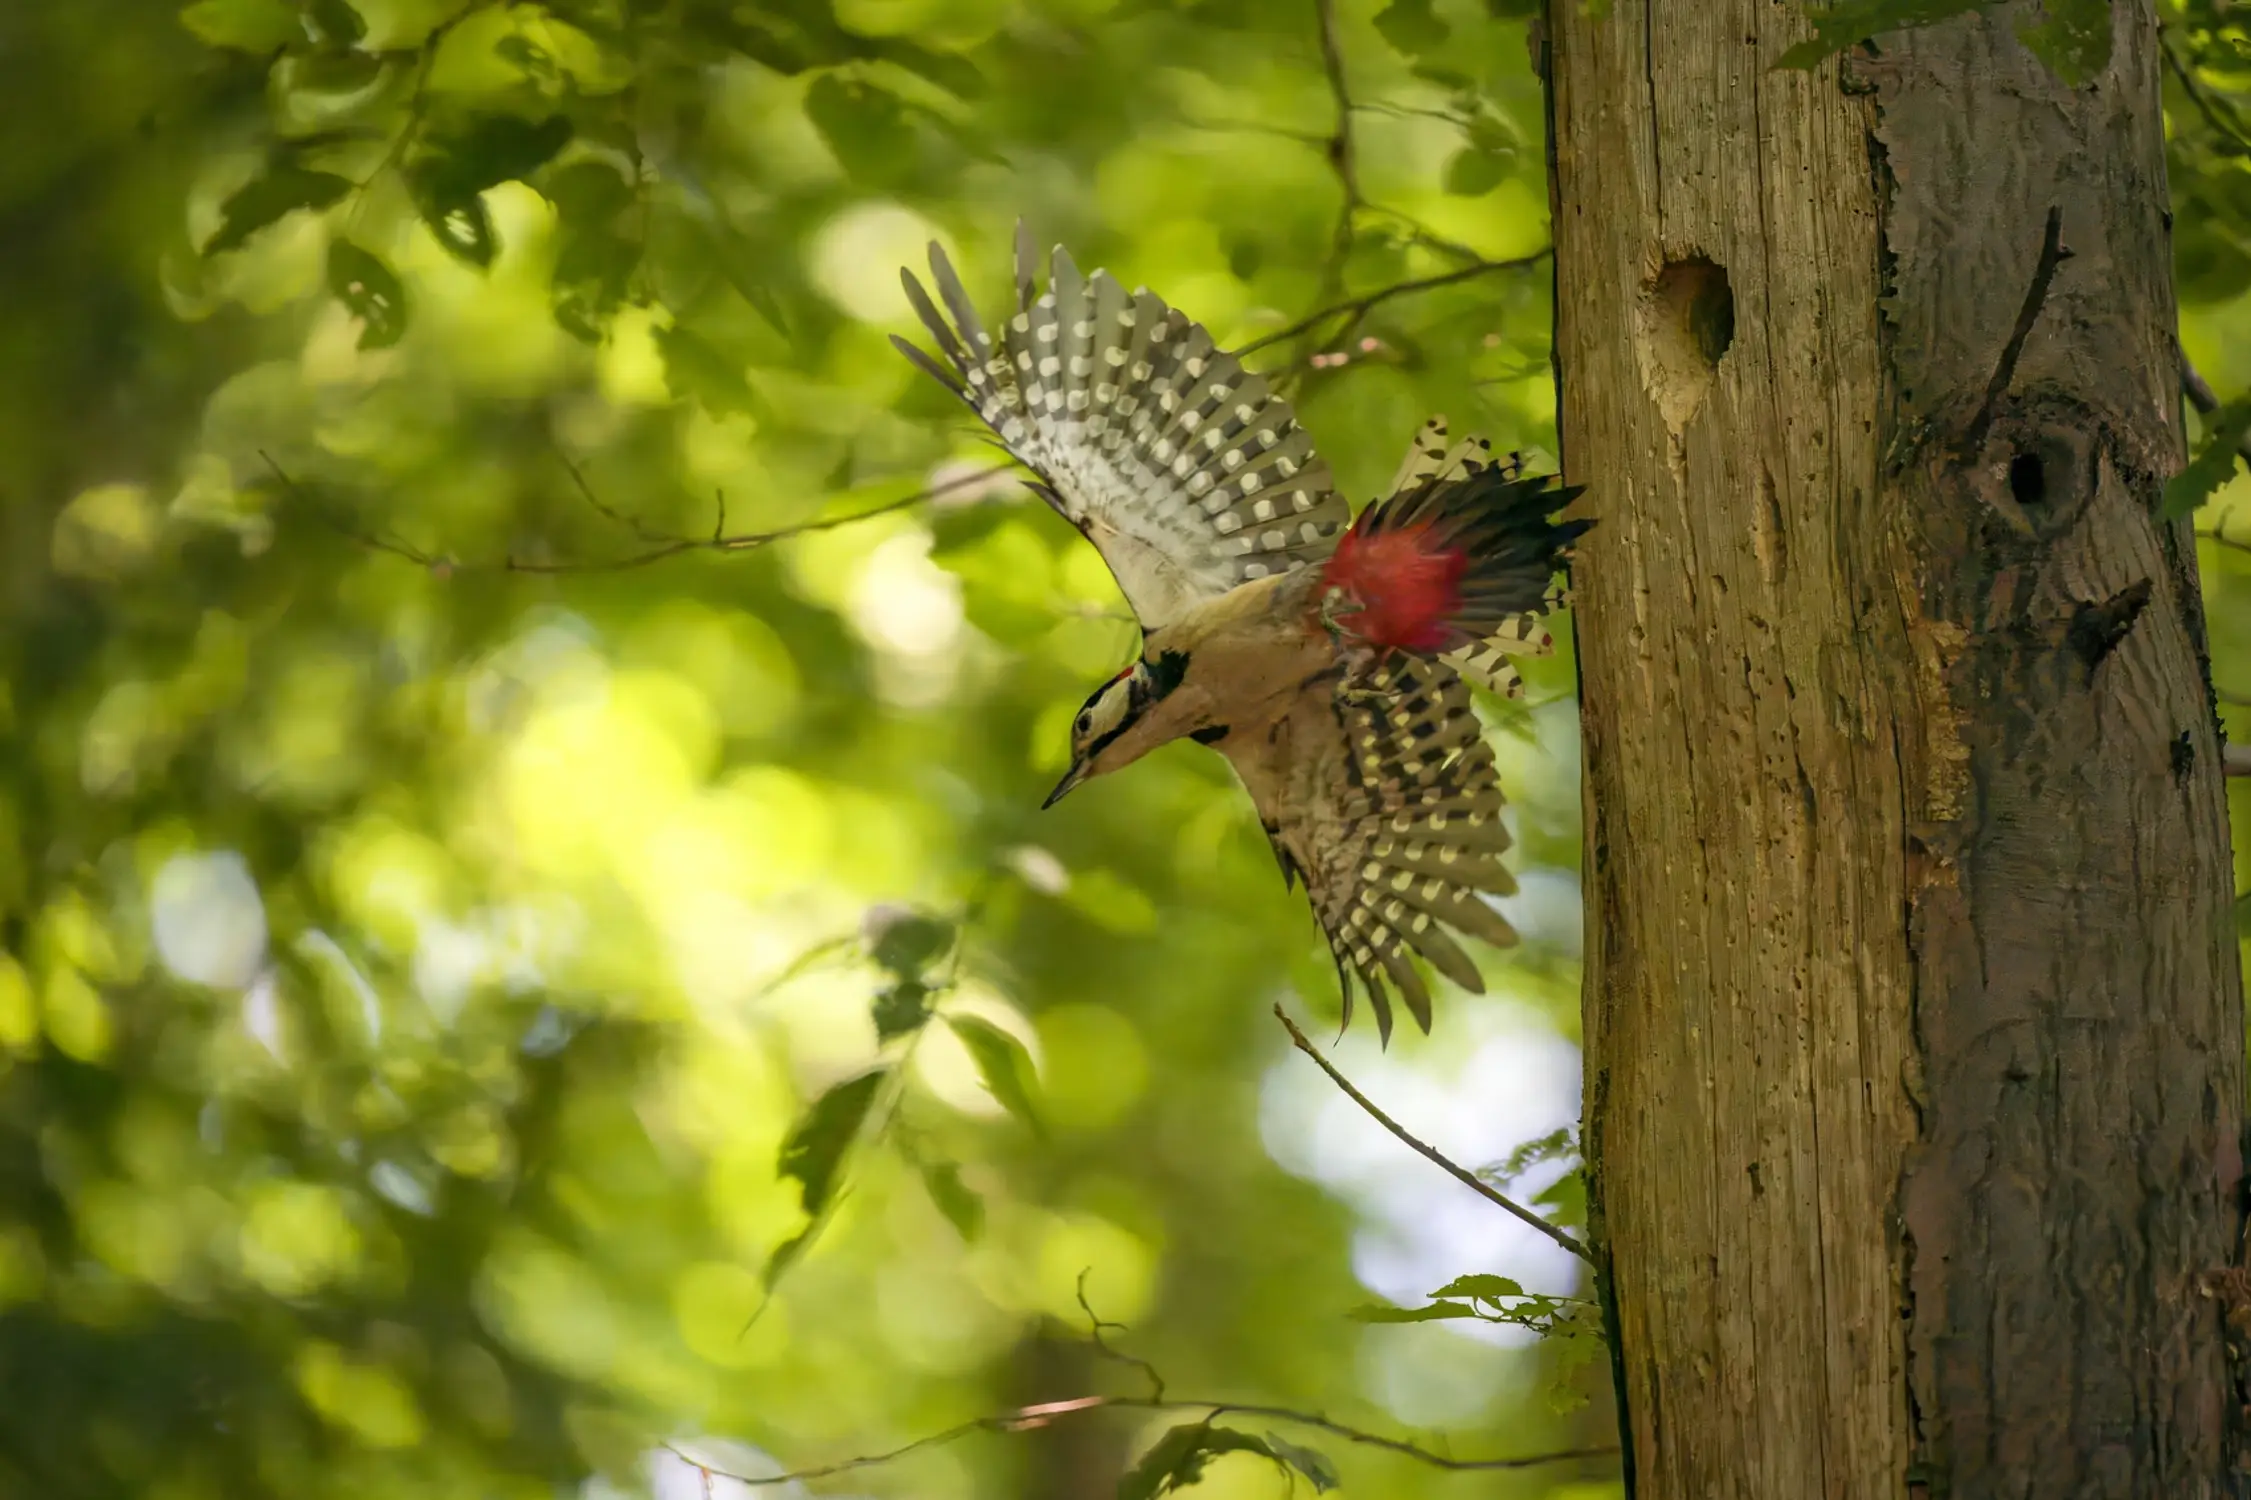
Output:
[{"xmin": 1545, "ymin": 2, "xmax": 2247, "ymax": 1495}]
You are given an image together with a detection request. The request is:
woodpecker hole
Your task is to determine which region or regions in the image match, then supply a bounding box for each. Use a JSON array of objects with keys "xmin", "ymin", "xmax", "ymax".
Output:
[
  {"xmin": 2008, "ymin": 451, "xmax": 2046, "ymax": 512},
  {"xmin": 1639, "ymin": 254, "xmax": 1735, "ymax": 435}
]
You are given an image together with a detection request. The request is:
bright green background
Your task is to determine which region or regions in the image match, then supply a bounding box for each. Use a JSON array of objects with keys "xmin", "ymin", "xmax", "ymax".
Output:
[{"xmin": 2, "ymin": 0, "xmax": 2243, "ymax": 1496}]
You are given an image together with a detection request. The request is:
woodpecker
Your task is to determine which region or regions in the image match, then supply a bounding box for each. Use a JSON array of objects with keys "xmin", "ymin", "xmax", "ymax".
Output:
[{"xmin": 893, "ymin": 226, "xmax": 1589, "ymax": 1042}]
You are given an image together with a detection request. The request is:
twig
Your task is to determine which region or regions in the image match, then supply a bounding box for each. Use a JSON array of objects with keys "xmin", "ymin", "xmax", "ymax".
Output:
[
  {"xmin": 1076, "ymin": 1269, "xmax": 1165, "ymax": 1402},
  {"xmin": 2197, "ymin": 525, "xmax": 2251, "ymax": 558},
  {"xmin": 265, "ymin": 454, "xmax": 1017, "ymax": 575},
  {"xmin": 1313, "ymin": 0, "xmax": 1363, "ymax": 307},
  {"xmin": 2180, "ymin": 351, "xmax": 2251, "ymax": 476},
  {"xmin": 2228, "ymin": 743, "xmax": 2251, "ymax": 777},
  {"xmin": 2163, "ymin": 33, "xmax": 2251, "ymax": 158},
  {"xmin": 1235, "ymin": 252, "xmax": 1552, "ymax": 359},
  {"xmin": 1273, "ymin": 1005, "xmax": 1595, "ymax": 1266},
  {"xmin": 671, "ymin": 1398, "xmax": 1615, "ymax": 1488},
  {"xmin": 1959, "ymin": 204, "xmax": 2068, "ymax": 456}
]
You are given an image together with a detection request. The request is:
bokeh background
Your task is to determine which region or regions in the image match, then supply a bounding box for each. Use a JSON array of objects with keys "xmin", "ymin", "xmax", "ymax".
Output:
[{"xmin": 6, "ymin": 1, "xmax": 2250, "ymax": 1496}]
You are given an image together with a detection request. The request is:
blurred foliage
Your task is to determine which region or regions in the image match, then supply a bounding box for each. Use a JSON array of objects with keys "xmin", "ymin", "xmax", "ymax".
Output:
[
  {"xmin": 1, "ymin": 0, "xmax": 1591, "ymax": 1497},
  {"xmin": 17, "ymin": 0, "xmax": 2250, "ymax": 1494}
]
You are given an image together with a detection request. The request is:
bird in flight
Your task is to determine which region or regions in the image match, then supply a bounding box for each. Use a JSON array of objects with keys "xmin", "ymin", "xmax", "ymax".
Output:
[{"xmin": 893, "ymin": 226, "xmax": 1588, "ymax": 1042}]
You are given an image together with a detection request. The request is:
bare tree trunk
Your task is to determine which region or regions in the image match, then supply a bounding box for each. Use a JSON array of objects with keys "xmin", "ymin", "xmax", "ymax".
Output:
[{"xmin": 1544, "ymin": 1, "xmax": 2247, "ymax": 1494}]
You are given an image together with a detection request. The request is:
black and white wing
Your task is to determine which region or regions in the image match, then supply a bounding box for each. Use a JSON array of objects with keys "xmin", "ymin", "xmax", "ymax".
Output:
[
  {"xmin": 1382, "ymin": 416, "xmax": 1571, "ymax": 699},
  {"xmin": 893, "ymin": 224, "xmax": 1353, "ymax": 631},
  {"xmin": 1249, "ymin": 655, "xmax": 1520, "ymax": 1045}
]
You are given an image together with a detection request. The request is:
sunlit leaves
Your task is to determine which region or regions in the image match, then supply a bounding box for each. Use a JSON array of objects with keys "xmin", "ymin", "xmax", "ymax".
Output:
[
  {"xmin": 1351, "ymin": 1274, "xmax": 1607, "ymax": 1411},
  {"xmin": 865, "ymin": 906, "xmax": 955, "ymax": 978},
  {"xmin": 768, "ymin": 1068, "xmax": 888, "ymax": 1285},
  {"xmin": 1120, "ymin": 1423, "xmax": 1338, "ymax": 1499},
  {"xmin": 945, "ymin": 1014, "xmax": 1043, "ymax": 1134},
  {"xmin": 179, "ymin": 0, "xmax": 300, "ymax": 51},
  {"xmin": 407, "ymin": 113, "xmax": 572, "ymax": 267},
  {"xmin": 326, "ymin": 241, "xmax": 407, "ymax": 349},
  {"xmin": 918, "ymin": 1158, "xmax": 983, "ymax": 1241},
  {"xmin": 301, "ymin": 0, "xmax": 365, "ymax": 48},
  {"xmin": 2169, "ymin": 399, "xmax": 2251, "ymax": 518},
  {"xmin": 1374, "ymin": 0, "xmax": 1450, "ymax": 58},
  {"xmin": 544, "ymin": 160, "xmax": 640, "ymax": 341},
  {"xmin": 777, "ymin": 1070, "xmax": 886, "ymax": 1219},
  {"xmin": 205, "ymin": 165, "xmax": 354, "ymax": 255},
  {"xmin": 873, "ymin": 979, "xmax": 933, "ymax": 1040},
  {"xmin": 805, "ymin": 75, "xmax": 919, "ymax": 188},
  {"xmin": 656, "ymin": 325, "xmax": 760, "ymax": 415}
]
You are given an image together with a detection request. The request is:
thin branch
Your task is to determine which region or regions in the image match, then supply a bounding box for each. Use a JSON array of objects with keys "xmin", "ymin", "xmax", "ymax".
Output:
[
  {"xmin": 671, "ymin": 1397, "xmax": 1614, "ymax": 1488},
  {"xmin": 2197, "ymin": 525, "xmax": 2251, "ymax": 558},
  {"xmin": 1076, "ymin": 1269, "xmax": 1165, "ymax": 1402},
  {"xmin": 1313, "ymin": 0, "xmax": 1363, "ymax": 306},
  {"xmin": 1235, "ymin": 251, "xmax": 1552, "ymax": 359},
  {"xmin": 2228, "ymin": 743, "xmax": 2251, "ymax": 777},
  {"xmin": 1959, "ymin": 204, "xmax": 2069, "ymax": 456},
  {"xmin": 266, "ymin": 454, "xmax": 1017, "ymax": 575},
  {"xmin": 1273, "ymin": 1005, "xmax": 1595, "ymax": 1266},
  {"xmin": 2163, "ymin": 33, "xmax": 2251, "ymax": 158}
]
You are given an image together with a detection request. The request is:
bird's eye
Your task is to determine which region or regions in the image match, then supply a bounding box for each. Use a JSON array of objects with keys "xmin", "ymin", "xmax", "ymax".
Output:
[{"xmin": 1074, "ymin": 711, "xmax": 1091, "ymax": 735}]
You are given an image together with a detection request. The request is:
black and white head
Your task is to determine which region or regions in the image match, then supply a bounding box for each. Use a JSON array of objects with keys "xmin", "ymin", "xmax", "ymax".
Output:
[{"xmin": 1042, "ymin": 651, "xmax": 1193, "ymax": 808}]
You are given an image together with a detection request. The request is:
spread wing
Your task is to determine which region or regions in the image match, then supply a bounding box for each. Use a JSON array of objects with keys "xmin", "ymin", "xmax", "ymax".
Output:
[
  {"xmin": 893, "ymin": 224, "xmax": 1352, "ymax": 631},
  {"xmin": 1247, "ymin": 655, "xmax": 1520, "ymax": 1044},
  {"xmin": 1383, "ymin": 416, "xmax": 1571, "ymax": 699}
]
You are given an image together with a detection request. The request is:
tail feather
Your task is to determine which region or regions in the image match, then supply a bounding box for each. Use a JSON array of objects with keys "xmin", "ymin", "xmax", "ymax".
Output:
[{"xmin": 1319, "ymin": 449, "xmax": 1589, "ymax": 690}]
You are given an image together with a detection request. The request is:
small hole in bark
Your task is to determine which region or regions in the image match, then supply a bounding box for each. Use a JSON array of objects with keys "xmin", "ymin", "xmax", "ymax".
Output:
[
  {"xmin": 2008, "ymin": 451, "xmax": 2046, "ymax": 512},
  {"xmin": 1639, "ymin": 255, "xmax": 1733, "ymax": 435}
]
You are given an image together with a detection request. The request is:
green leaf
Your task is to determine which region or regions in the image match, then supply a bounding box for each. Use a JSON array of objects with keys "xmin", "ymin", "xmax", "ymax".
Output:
[
  {"xmin": 2169, "ymin": 399, "xmax": 2251, "ymax": 519},
  {"xmin": 301, "ymin": 0, "xmax": 365, "ymax": 47},
  {"xmin": 945, "ymin": 1014, "xmax": 1043, "ymax": 1134},
  {"xmin": 417, "ymin": 113, "xmax": 574, "ymax": 201},
  {"xmin": 776, "ymin": 1068, "xmax": 886, "ymax": 1219},
  {"xmin": 871, "ymin": 978, "xmax": 932, "ymax": 1041},
  {"xmin": 870, "ymin": 40, "xmax": 988, "ymax": 99},
  {"xmin": 205, "ymin": 166, "xmax": 354, "ymax": 254},
  {"xmin": 551, "ymin": 227, "xmax": 640, "ymax": 341},
  {"xmin": 2016, "ymin": 0, "xmax": 2112, "ymax": 86},
  {"xmin": 179, "ymin": 0, "xmax": 299, "ymax": 51},
  {"xmin": 1345, "ymin": 1299, "xmax": 1481, "ymax": 1322},
  {"xmin": 421, "ymin": 194, "xmax": 496, "ymax": 266},
  {"xmin": 1533, "ymin": 1169, "xmax": 1588, "ymax": 1229},
  {"xmin": 655, "ymin": 325, "xmax": 759, "ymax": 415},
  {"xmin": 762, "ymin": 1224, "xmax": 815, "ymax": 1289},
  {"xmin": 325, "ymin": 241, "xmax": 407, "ymax": 349},
  {"xmin": 919, "ymin": 1158, "xmax": 983, "ymax": 1241},
  {"xmin": 867, "ymin": 908, "xmax": 954, "ymax": 977},
  {"xmin": 1775, "ymin": 0, "xmax": 1991, "ymax": 71},
  {"xmin": 1117, "ymin": 1424, "xmax": 1280, "ymax": 1500},
  {"xmin": 1428, "ymin": 1273, "xmax": 1526, "ymax": 1301},
  {"xmin": 1442, "ymin": 147, "xmax": 1509, "ymax": 197},
  {"xmin": 1373, "ymin": 0, "xmax": 1449, "ymax": 58},
  {"xmin": 1260, "ymin": 1433, "xmax": 1340, "ymax": 1493},
  {"xmin": 804, "ymin": 75, "xmax": 917, "ymax": 186}
]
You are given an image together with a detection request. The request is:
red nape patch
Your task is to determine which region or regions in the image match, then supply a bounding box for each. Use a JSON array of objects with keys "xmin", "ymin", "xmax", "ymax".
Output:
[{"xmin": 1317, "ymin": 522, "xmax": 1469, "ymax": 652}]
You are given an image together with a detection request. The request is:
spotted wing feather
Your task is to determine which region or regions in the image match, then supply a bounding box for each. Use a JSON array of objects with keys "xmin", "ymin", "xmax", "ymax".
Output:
[
  {"xmin": 894, "ymin": 225, "xmax": 1353, "ymax": 629},
  {"xmin": 1254, "ymin": 655, "xmax": 1519, "ymax": 1044},
  {"xmin": 1378, "ymin": 416, "xmax": 1577, "ymax": 699}
]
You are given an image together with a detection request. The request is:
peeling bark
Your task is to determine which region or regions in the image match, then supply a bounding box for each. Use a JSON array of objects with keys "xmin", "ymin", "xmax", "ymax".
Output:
[{"xmin": 1546, "ymin": 2, "xmax": 2246, "ymax": 1495}]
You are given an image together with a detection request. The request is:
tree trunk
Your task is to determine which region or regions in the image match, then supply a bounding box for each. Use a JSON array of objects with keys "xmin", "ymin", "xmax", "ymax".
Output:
[{"xmin": 1545, "ymin": 2, "xmax": 2247, "ymax": 1494}]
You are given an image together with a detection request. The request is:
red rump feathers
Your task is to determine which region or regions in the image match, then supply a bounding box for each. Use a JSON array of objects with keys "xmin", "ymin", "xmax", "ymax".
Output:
[
  {"xmin": 1319, "ymin": 524, "xmax": 1471, "ymax": 652},
  {"xmin": 1316, "ymin": 465, "xmax": 1589, "ymax": 655}
]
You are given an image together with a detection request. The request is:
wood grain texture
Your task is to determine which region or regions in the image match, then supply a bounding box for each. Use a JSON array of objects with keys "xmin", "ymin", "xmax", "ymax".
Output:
[{"xmin": 1547, "ymin": 1, "xmax": 2246, "ymax": 1494}]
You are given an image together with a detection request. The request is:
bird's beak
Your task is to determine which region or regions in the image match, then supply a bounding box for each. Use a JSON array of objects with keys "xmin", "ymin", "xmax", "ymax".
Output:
[{"xmin": 1041, "ymin": 758, "xmax": 1090, "ymax": 810}]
